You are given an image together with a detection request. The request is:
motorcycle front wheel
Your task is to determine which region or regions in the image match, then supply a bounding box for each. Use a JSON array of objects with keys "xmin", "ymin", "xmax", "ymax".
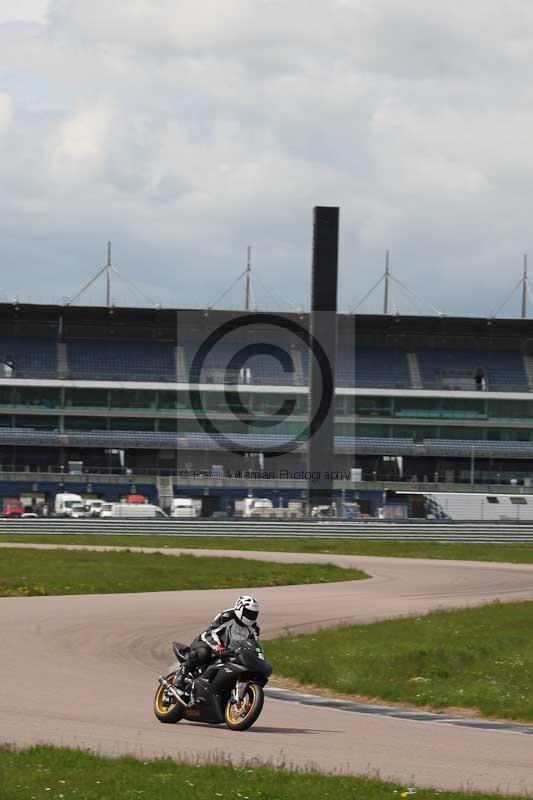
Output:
[
  {"xmin": 224, "ymin": 683, "xmax": 264, "ymax": 731},
  {"xmin": 153, "ymin": 673, "xmax": 185, "ymax": 724}
]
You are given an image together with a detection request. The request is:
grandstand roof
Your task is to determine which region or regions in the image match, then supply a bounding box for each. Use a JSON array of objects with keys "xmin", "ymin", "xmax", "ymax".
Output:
[
  {"xmin": 2, "ymin": 302, "xmax": 533, "ymax": 349},
  {"xmin": 355, "ymin": 313, "xmax": 533, "ymax": 350},
  {"xmin": 0, "ymin": 302, "xmax": 355, "ymax": 342}
]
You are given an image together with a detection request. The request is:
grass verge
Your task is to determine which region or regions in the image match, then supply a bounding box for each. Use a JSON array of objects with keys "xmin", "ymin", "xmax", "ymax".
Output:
[
  {"xmin": 0, "ymin": 745, "xmax": 523, "ymax": 800},
  {"xmin": 266, "ymin": 601, "xmax": 533, "ymax": 721},
  {"xmin": 0, "ymin": 547, "xmax": 367, "ymax": 597},
  {"xmin": 2, "ymin": 533, "xmax": 533, "ymax": 564}
]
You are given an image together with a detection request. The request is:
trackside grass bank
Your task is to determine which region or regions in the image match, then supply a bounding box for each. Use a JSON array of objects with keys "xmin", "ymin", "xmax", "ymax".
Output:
[
  {"xmin": 266, "ymin": 601, "xmax": 533, "ymax": 721},
  {"xmin": 0, "ymin": 746, "xmax": 524, "ymax": 800},
  {"xmin": 2, "ymin": 533, "xmax": 533, "ymax": 564},
  {"xmin": 0, "ymin": 548, "xmax": 367, "ymax": 597}
]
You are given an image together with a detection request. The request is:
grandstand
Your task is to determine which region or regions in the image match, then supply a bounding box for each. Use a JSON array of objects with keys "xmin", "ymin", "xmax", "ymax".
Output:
[{"xmin": 2, "ymin": 303, "xmax": 533, "ymax": 515}]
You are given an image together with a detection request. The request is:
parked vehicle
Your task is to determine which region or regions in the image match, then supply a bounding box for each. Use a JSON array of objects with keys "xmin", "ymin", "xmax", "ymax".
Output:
[
  {"xmin": 110, "ymin": 503, "xmax": 167, "ymax": 518},
  {"xmin": 124, "ymin": 494, "xmax": 148, "ymax": 504},
  {"xmin": 235, "ymin": 498, "xmax": 274, "ymax": 518},
  {"xmin": 54, "ymin": 493, "xmax": 84, "ymax": 517},
  {"xmin": 70, "ymin": 503, "xmax": 88, "ymax": 519},
  {"xmin": 2, "ymin": 498, "xmax": 24, "ymax": 517},
  {"xmin": 235, "ymin": 498, "xmax": 303, "ymax": 519},
  {"xmin": 84, "ymin": 499, "xmax": 105, "ymax": 517},
  {"xmin": 170, "ymin": 498, "xmax": 199, "ymax": 518}
]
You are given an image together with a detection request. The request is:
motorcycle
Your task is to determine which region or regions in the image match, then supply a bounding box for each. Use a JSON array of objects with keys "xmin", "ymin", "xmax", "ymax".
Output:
[{"xmin": 154, "ymin": 639, "xmax": 272, "ymax": 731}]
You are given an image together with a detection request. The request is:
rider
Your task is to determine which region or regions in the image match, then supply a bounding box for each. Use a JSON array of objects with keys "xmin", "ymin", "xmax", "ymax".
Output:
[{"xmin": 173, "ymin": 595, "xmax": 260, "ymax": 694}]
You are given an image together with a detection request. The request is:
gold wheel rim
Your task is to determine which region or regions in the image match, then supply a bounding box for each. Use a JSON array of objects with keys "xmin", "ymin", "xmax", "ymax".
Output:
[
  {"xmin": 226, "ymin": 685, "xmax": 256, "ymax": 724},
  {"xmin": 155, "ymin": 676, "xmax": 177, "ymax": 714}
]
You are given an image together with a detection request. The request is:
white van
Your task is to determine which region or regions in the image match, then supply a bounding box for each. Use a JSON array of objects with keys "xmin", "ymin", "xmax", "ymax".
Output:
[
  {"xmin": 55, "ymin": 493, "xmax": 84, "ymax": 517},
  {"xmin": 110, "ymin": 503, "xmax": 167, "ymax": 519},
  {"xmin": 170, "ymin": 498, "xmax": 199, "ymax": 518},
  {"xmin": 100, "ymin": 502, "xmax": 114, "ymax": 518}
]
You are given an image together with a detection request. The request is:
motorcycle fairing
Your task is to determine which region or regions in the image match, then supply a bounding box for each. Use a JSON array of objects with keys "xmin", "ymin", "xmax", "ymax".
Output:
[
  {"xmin": 172, "ymin": 641, "xmax": 190, "ymax": 661},
  {"xmin": 184, "ymin": 676, "xmax": 225, "ymax": 723}
]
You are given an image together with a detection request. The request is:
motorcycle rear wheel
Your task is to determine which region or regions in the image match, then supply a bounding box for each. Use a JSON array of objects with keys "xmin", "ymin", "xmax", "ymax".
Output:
[
  {"xmin": 224, "ymin": 683, "xmax": 264, "ymax": 731},
  {"xmin": 154, "ymin": 673, "xmax": 185, "ymax": 724}
]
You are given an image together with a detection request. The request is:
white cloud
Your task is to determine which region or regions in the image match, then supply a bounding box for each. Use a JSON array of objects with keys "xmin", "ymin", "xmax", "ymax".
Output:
[
  {"xmin": 48, "ymin": 97, "xmax": 117, "ymax": 178},
  {"xmin": 0, "ymin": 93, "xmax": 14, "ymax": 134},
  {"xmin": 0, "ymin": 0, "xmax": 50, "ymax": 24}
]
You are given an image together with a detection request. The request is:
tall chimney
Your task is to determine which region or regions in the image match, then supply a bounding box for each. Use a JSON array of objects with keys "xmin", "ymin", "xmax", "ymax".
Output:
[{"xmin": 307, "ymin": 206, "xmax": 339, "ymax": 510}]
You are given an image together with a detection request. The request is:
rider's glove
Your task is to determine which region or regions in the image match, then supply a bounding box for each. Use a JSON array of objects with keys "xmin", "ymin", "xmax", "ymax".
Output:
[{"xmin": 211, "ymin": 644, "xmax": 227, "ymax": 654}]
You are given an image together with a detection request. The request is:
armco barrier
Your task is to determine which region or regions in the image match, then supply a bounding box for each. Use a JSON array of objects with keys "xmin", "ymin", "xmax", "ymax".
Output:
[{"xmin": 2, "ymin": 518, "xmax": 533, "ymax": 542}]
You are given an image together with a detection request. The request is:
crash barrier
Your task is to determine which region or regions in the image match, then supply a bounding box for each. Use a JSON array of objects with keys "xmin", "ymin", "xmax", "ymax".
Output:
[{"xmin": 2, "ymin": 518, "xmax": 533, "ymax": 542}]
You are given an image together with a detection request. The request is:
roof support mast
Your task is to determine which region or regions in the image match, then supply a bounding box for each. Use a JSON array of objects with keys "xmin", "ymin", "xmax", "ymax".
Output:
[
  {"xmin": 103, "ymin": 241, "xmax": 113, "ymax": 307},
  {"xmin": 383, "ymin": 249, "xmax": 390, "ymax": 315},
  {"xmin": 106, "ymin": 241, "xmax": 112, "ymax": 308},
  {"xmin": 245, "ymin": 245, "xmax": 251, "ymax": 311},
  {"xmin": 521, "ymin": 253, "xmax": 528, "ymax": 319}
]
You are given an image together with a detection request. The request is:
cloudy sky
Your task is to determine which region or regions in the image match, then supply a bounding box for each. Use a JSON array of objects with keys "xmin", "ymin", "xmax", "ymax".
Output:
[{"xmin": 2, "ymin": 1, "xmax": 533, "ymax": 316}]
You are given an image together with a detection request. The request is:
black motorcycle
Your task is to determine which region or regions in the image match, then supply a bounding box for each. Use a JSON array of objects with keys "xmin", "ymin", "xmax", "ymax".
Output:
[{"xmin": 154, "ymin": 640, "xmax": 272, "ymax": 731}]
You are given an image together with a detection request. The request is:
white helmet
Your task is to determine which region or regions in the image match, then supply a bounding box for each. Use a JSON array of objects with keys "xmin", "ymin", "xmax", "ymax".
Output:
[{"xmin": 234, "ymin": 595, "xmax": 259, "ymax": 627}]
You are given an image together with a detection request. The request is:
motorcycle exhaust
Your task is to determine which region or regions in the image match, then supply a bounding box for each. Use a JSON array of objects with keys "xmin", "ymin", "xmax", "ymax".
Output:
[{"xmin": 158, "ymin": 675, "xmax": 189, "ymax": 708}]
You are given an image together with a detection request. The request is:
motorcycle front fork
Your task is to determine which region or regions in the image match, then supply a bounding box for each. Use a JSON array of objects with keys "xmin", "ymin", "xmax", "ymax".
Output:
[{"xmin": 230, "ymin": 680, "xmax": 248, "ymax": 705}]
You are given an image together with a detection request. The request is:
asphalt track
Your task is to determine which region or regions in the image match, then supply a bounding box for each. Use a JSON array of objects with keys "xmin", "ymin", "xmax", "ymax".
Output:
[{"xmin": 1, "ymin": 545, "xmax": 533, "ymax": 794}]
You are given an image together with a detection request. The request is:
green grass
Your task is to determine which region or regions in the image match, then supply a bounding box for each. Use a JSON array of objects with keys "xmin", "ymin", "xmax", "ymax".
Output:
[
  {"xmin": 0, "ymin": 745, "xmax": 523, "ymax": 800},
  {"xmin": 2, "ymin": 533, "xmax": 533, "ymax": 564},
  {"xmin": 0, "ymin": 547, "xmax": 367, "ymax": 597},
  {"xmin": 266, "ymin": 601, "xmax": 533, "ymax": 721}
]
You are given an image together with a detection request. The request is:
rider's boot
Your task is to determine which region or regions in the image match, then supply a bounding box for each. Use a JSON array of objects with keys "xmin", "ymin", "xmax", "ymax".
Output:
[{"xmin": 173, "ymin": 665, "xmax": 188, "ymax": 693}]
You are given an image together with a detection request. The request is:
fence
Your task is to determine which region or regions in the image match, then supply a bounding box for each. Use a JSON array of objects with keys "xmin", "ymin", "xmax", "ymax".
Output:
[{"xmin": 2, "ymin": 518, "xmax": 533, "ymax": 541}]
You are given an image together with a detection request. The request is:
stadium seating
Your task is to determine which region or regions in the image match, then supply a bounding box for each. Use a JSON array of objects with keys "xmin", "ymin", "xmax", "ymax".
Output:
[
  {"xmin": 417, "ymin": 349, "xmax": 528, "ymax": 391},
  {"xmin": 353, "ymin": 347, "xmax": 411, "ymax": 388},
  {"xmin": 66, "ymin": 341, "xmax": 176, "ymax": 382},
  {"xmin": 0, "ymin": 337, "xmax": 57, "ymax": 378}
]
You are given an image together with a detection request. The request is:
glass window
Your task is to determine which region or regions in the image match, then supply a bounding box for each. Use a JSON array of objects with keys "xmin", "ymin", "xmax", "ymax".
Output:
[
  {"xmin": 157, "ymin": 391, "xmax": 190, "ymax": 410},
  {"xmin": 249, "ymin": 392, "xmax": 306, "ymax": 416},
  {"xmin": 109, "ymin": 390, "xmax": 156, "ymax": 410},
  {"xmin": 336, "ymin": 422, "xmax": 356, "ymax": 436},
  {"xmin": 65, "ymin": 389, "xmax": 108, "ymax": 408},
  {"xmin": 356, "ymin": 396, "xmax": 392, "ymax": 416},
  {"xmin": 487, "ymin": 400, "xmax": 533, "ymax": 420},
  {"xmin": 355, "ymin": 423, "xmax": 391, "ymax": 437},
  {"xmin": 158, "ymin": 391, "xmax": 176, "ymax": 410},
  {"xmin": 335, "ymin": 395, "xmax": 356, "ymax": 416},
  {"xmin": 64, "ymin": 417, "xmax": 108, "ymax": 431},
  {"xmin": 439, "ymin": 398, "xmax": 485, "ymax": 419},
  {"xmin": 437, "ymin": 426, "xmax": 484, "ymax": 440},
  {"xmin": 0, "ymin": 387, "xmax": 14, "ymax": 405},
  {"xmin": 510, "ymin": 496, "xmax": 527, "ymax": 505},
  {"xmin": 15, "ymin": 415, "xmax": 59, "ymax": 430},
  {"xmin": 14, "ymin": 387, "xmax": 61, "ymax": 409},
  {"xmin": 159, "ymin": 418, "xmax": 178, "ymax": 432},
  {"xmin": 487, "ymin": 428, "xmax": 532, "ymax": 442},
  {"xmin": 486, "ymin": 496, "xmax": 499, "ymax": 504},
  {"xmin": 109, "ymin": 417, "xmax": 155, "ymax": 431},
  {"xmin": 393, "ymin": 397, "xmax": 439, "ymax": 418}
]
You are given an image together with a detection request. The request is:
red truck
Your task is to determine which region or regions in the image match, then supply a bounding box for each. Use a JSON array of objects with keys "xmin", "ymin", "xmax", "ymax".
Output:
[{"xmin": 3, "ymin": 498, "xmax": 24, "ymax": 517}]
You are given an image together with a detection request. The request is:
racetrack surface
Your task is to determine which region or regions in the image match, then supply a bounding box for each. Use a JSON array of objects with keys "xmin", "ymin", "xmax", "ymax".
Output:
[{"xmin": 1, "ymin": 547, "xmax": 533, "ymax": 794}]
